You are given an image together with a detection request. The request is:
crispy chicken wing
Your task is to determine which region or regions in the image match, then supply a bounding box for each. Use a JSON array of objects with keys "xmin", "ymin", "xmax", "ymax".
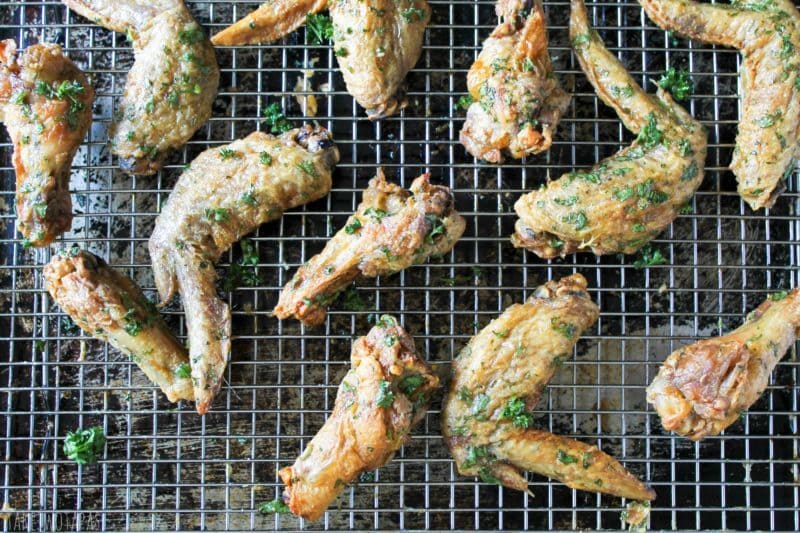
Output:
[
  {"xmin": 44, "ymin": 249, "xmax": 193, "ymax": 403},
  {"xmin": 149, "ymin": 126, "xmax": 339, "ymax": 414},
  {"xmin": 63, "ymin": 0, "xmax": 219, "ymax": 175},
  {"xmin": 0, "ymin": 40, "xmax": 93, "ymax": 247},
  {"xmin": 460, "ymin": 0, "xmax": 570, "ymax": 162},
  {"xmin": 278, "ymin": 317, "xmax": 439, "ymax": 521},
  {"xmin": 442, "ymin": 274, "xmax": 655, "ymax": 501},
  {"xmin": 639, "ymin": 0, "xmax": 800, "ymax": 210},
  {"xmin": 512, "ymin": 0, "xmax": 707, "ymax": 258},
  {"xmin": 648, "ymin": 289, "xmax": 800, "ymax": 441},
  {"xmin": 274, "ymin": 170, "xmax": 465, "ymax": 327},
  {"xmin": 211, "ymin": 0, "xmax": 430, "ymax": 119}
]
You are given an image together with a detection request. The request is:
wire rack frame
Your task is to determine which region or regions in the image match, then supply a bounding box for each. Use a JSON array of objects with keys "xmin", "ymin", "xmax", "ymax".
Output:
[{"xmin": 0, "ymin": 0, "xmax": 798, "ymax": 531}]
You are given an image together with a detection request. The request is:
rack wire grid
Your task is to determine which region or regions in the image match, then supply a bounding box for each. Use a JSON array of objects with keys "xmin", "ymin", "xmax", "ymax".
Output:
[{"xmin": 0, "ymin": 0, "xmax": 798, "ymax": 531}]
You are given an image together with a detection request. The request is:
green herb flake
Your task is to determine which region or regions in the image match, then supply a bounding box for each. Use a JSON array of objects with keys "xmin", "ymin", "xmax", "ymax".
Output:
[
  {"xmin": 295, "ymin": 159, "xmax": 318, "ymax": 177},
  {"xmin": 401, "ymin": 6, "xmax": 426, "ymax": 23},
  {"xmin": 562, "ymin": 211, "xmax": 588, "ymax": 231},
  {"xmin": 556, "ymin": 449, "xmax": 577, "ymax": 465},
  {"xmin": 637, "ymin": 113, "xmax": 663, "ymax": 150},
  {"xmin": 345, "ymin": 218, "xmax": 362, "ymax": 235},
  {"xmin": 455, "ymin": 95, "xmax": 474, "ymax": 110},
  {"xmin": 425, "ymin": 214, "xmax": 446, "ymax": 244},
  {"xmin": 376, "ymin": 380, "xmax": 395, "ymax": 408},
  {"xmin": 457, "ymin": 387, "xmax": 473, "ymax": 404},
  {"xmin": 259, "ymin": 151, "xmax": 272, "ymax": 165},
  {"xmin": 174, "ymin": 362, "xmax": 191, "ymax": 379},
  {"xmin": 768, "ymin": 290, "xmax": 789, "ymax": 301},
  {"xmin": 262, "ymin": 102, "xmax": 293, "ymax": 134},
  {"xmin": 178, "ymin": 26, "xmax": 205, "ymax": 45},
  {"xmin": 500, "ymin": 397, "xmax": 534, "ymax": 429},
  {"xmin": 658, "ymin": 67, "xmax": 694, "ymax": 101},
  {"xmin": 218, "ymin": 147, "xmax": 241, "ymax": 161},
  {"xmin": 258, "ymin": 499, "xmax": 290, "ymax": 514},
  {"xmin": 399, "ymin": 374, "xmax": 425, "ymax": 395},
  {"xmin": 204, "ymin": 207, "xmax": 229, "ymax": 223},
  {"xmin": 305, "ymin": 13, "xmax": 334, "ymax": 44},
  {"xmin": 551, "ymin": 318, "xmax": 576, "ymax": 339},
  {"xmin": 633, "ymin": 245, "xmax": 667, "ymax": 268},
  {"xmin": 63, "ymin": 426, "xmax": 106, "ymax": 465},
  {"xmin": 680, "ymin": 161, "xmax": 698, "ymax": 182}
]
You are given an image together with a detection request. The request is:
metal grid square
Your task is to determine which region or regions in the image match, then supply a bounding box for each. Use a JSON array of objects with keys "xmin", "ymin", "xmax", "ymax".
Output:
[{"xmin": 0, "ymin": 0, "xmax": 798, "ymax": 530}]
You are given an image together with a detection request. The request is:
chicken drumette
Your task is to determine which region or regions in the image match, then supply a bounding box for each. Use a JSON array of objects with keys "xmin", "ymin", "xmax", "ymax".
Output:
[
  {"xmin": 0, "ymin": 40, "xmax": 93, "ymax": 247},
  {"xmin": 512, "ymin": 0, "xmax": 707, "ymax": 258},
  {"xmin": 44, "ymin": 249, "xmax": 193, "ymax": 404},
  {"xmin": 149, "ymin": 126, "xmax": 339, "ymax": 414},
  {"xmin": 648, "ymin": 288, "xmax": 800, "ymax": 441},
  {"xmin": 278, "ymin": 316, "xmax": 438, "ymax": 521},
  {"xmin": 212, "ymin": 0, "xmax": 429, "ymax": 119},
  {"xmin": 274, "ymin": 170, "xmax": 465, "ymax": 327},
  {"xmin": 443, "ymin": 274, "xmax": 655, "ymax": 501},
  {"xmin": 460, "ymin": 0, "xmax": 570, "ymax": 162},
  {"xmin": 639, "ymin": 0, "xmax": 800, "ymax": 210},
  {"xmin": 63, "ymin": 0, "xmax": 219, "ymax": 175}
]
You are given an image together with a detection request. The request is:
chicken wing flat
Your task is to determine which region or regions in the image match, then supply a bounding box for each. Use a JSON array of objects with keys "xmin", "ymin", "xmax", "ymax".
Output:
[
  {"xmin": 648, "ymin": 289, "xmax": 800, "ymax": 441},
  {"xmin": 443, "ymin": 274, "xmax": 655, "ymax": 501},
  {"xmin": 512, "ymin": 0, "xmax": 707, "ymax": 259},
  {"xmin": 149, "ymin": 126, "xmax": 339, "ymax": 414},
  {"xmin": 460, "ymin": 0, "xmax": 570, "ymax": 162},
  {"xmin": 639, "ymin": 0, "xmax": 800, "ymax": 210},
  {"xmin": 63, "ymin": 0, "xmax": 219, "ymax": 175},
  {"xmin": 0, "ymin": 40, "xmax": 93, "ymax": 248},
  {"xmin": 211, "ymin": 0, "xmax": 430, "ymax": 119},
  {"xmin": 274, "ymin": 170, "xmax": 465, "ymax": 327},
  {"xmin": 44, "ymin": 249, "xmax": 193, "ymax": 404},
  {"xmin": 278, "ymin": 316, "xmax": 438, "ymax": 521}
]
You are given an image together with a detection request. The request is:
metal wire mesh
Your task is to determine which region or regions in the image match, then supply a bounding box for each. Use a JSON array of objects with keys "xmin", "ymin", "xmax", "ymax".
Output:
[{"xmin": 0, "ymin": 0, "xmax": 798, "ymax": 530}]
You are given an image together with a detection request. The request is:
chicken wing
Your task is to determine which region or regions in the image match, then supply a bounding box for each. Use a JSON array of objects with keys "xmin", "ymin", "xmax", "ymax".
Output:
[
  {"xmin": 0, "ymin": 40, "xmax": 93, "ymax": 247},
  {"xmin": 512, "ymin": 0, "xmax": 707, "ymax": 259},
  {"xmin": 460, "ymin": 0, "xmax": 570, "ymax": 162},
  {"xmin": 63, "ymin": 0, "xmax": 219, "ymax": 175},
  {"xmin": 149, "ymin": 126, "xmax": 339, "ymax": 414},
  {"xmin": 648, "ymin": 289, "xmax": 800, "ymax": 441},
  {"xmin": 211, "ymin": 0, "xmax": 430, "ymax": 119},
  {"xmin": 44, "ymin": 249, "xmax": 193, "ymax": 403},
  {"xmin": 274, "ymin": 170, "xmax": 465, "ymax": 327},
  {"xmin": 278, "ymin": 316, "xmax": 439, "ymax": 521},
  {"xmin": 639, "ymin": 0, "xmax": 800, "ymax": 210},
  {"xmin": 442, "ymin": 274, "xmax": 655, "ymax": 501}
]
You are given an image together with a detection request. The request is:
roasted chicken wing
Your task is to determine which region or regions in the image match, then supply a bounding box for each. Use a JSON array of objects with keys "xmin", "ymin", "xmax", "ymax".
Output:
[
  {"xmin": 460, "ymin": 0, "xmax": 570, "ymax": 162},
  {"xmin": 274, "ymin": 170, "xmax": 465, "ymax": 327},
  {"xmin": 0, "ymin": 40, "xmax": 93, "ymax": 247},
  {"xmin": 44, "ymin": 249, "xmax": 193, "ymax": 404},
  {"xmin": 639, "ymin": 0, "xmax": 800, "ymax": 210},
  {"xmin": 648, "ymin": 289, "xmax": 800, "ymax": 441},
  {"xmin": 443, "ymin": 274, "xmax": 655, "ymax": 501},
  {"xmin": 512, "ymin": 0, "xmax": 707, "ymax": 258},
  {"xmin": 278, "ymin": 316, "xmax": 439, "ymax": 521},
  {"xmin": 63, "ymin": 0, "xmax": 219, "ymax": 175},
  {"xmin": 212, "ymin": 0, "xmax": 429, "ymax": 119},
  {"xmin": 149, "ymin": 126, "xmax": 338, "ymax": 414}
]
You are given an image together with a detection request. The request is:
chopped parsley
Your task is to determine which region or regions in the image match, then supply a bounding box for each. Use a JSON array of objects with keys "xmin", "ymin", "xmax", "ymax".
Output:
[
  {"xmin": 633, "ymin": 245, "xmax": 667, "ymax": 268},
  {"xmin": 178, "ymin": 26, "xmax": 205, "ymax": 45},
  {"xmin": 401, "ymin": 6, "xmax": 426, "ymax": 23},
  {"xmin": 756, "ymin": 111, "xmax": 782, "ymax": 128},
  {"xmin": 258, "ymin": 499, "xmax": 290, "ymax": 514},
  {"xmin": 363, "ymin": 207, "xmax": 388, "ymax": 222},
  {"xmin": 637, "ymin": 113, "xmax": 663, "ymax": 150},
  {"xmin": 306, "ymin": 13, "xmax": 333, "ymax": 44},
  {"xmin": 556, "ymin": 449, "xmax": 578, "ymax": 465},
  {"xmin": 204, "ymin": 207, "xmax": 229, "ymax": 222},
  {"xmin": 457, "ymin": 387, "xmax": 473, "ymax": 403},
  {"xmin": 344, "ymin": 218, "xmax": 362, "ymax": 234},
  {"xmin": 63, "ymin": 426, "xmax": 106, "ymax": 465},
  {"xmin": 218, "ymin": 147, "xmax": 241, "ymax": 161},
  {"xmin": 500, "ymin": 397, "xmax": 534, "ymax": 429},
  {"xmin": 768, "ymin": 290, "xmax": 789, "ymax": 301},
  {"xmin": 335, "ymin": 47, "xmax": 348, "ymax": 57},
  {"xmin": 296, "ymin": 159, "xmax": 318, "ymax": 177},
  {"xmin": 551, "ymin": 318, "xmax": 576, "ymax": 339},
  {"xmin": 34, "ymin": 79, "xmax": 86, "ymax": 129},
  {"xmin": 562, "ymin": 211, "xmax": 588, "ymax": 231},
  {"xmin": 174, "ymin": 363, "xmax": 191, "ymax": 379},
  {"xmin": 680, "ymin": 161, "xmax": 698, "ymax": 182},
  {"xmin": 259, "ymin": 151, "xmax": 272, "ymax": 165},
  {"xmin": 425, "ymin": 214, "xmax": 446, "ymax": 243},
  {"xmin": 658, "ymin": 68, "xmax": 694, "ymax": 101},
  {"xmin": 123, "ymin": 308, "xmax": 143, "ymax": 336},
  {"xmin": 462, "ymin": 445, "xmax": 493, "ymax": 469},
  {"xmin": 223, "ymin": 238, "xmax": 261, "ymax": 291},
  {"xmin": 399, "ymin": 374, "xmax": 425, "ymax": 395},
  {"xmin": 376, "ymin": 380, "xmax": 395, "ymax": 408},
  {"xmin": 262, "ymin": 102, "xmax": 293, "ymax": 134},
  {"xmin": 455, "ymin": 95, "xmax": 473, "ymax": 110}
]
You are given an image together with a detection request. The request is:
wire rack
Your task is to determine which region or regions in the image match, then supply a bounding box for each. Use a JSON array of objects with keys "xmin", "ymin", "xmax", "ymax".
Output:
[{"xmin": 0, "ymin": 0, "xmax": 798, "ymax": 531}]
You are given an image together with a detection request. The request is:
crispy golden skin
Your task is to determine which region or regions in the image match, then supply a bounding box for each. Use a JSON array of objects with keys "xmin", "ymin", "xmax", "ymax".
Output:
[
  {"xmin": 63, "ymin": 0, "xmax": 219, "ymax": 175},
  {"xmin": 442, "ymin": 274, "xmax": 655, "ymax": 501},
  {"xmin": 0, "ymin": 40, "xmax": 93, "ymax": 247},
  {"xmin": 639, "ymin": 0, "xmax": 800, "ymax": 210},
  {"xmin": 44, "ymin": 249, "xmax": 193, "ymax": 403},
  {"xmin": 279, "ymin": 317, "xmax": 439, "ymax": 521},
  {"xmin": 648, "ymin": 289, "xmax": 800, "ymax": 441},
  {"xmin": 274, "ymin": 170, "xmax": 465, "ymax": 327},
  {"xmin": 211, "ymin": 0, "xmax": 430, "ymax": 119},
  {"xmin": 460, "ymin": 0, "xmax": 570, "ymax": 162},
  {"xmin": 149, "ymin": 127, "xmax": 338, "ymax": 414},
  {"xmin": 512, "ymin": 0, "xmax": 707, "ymax": 259}
]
